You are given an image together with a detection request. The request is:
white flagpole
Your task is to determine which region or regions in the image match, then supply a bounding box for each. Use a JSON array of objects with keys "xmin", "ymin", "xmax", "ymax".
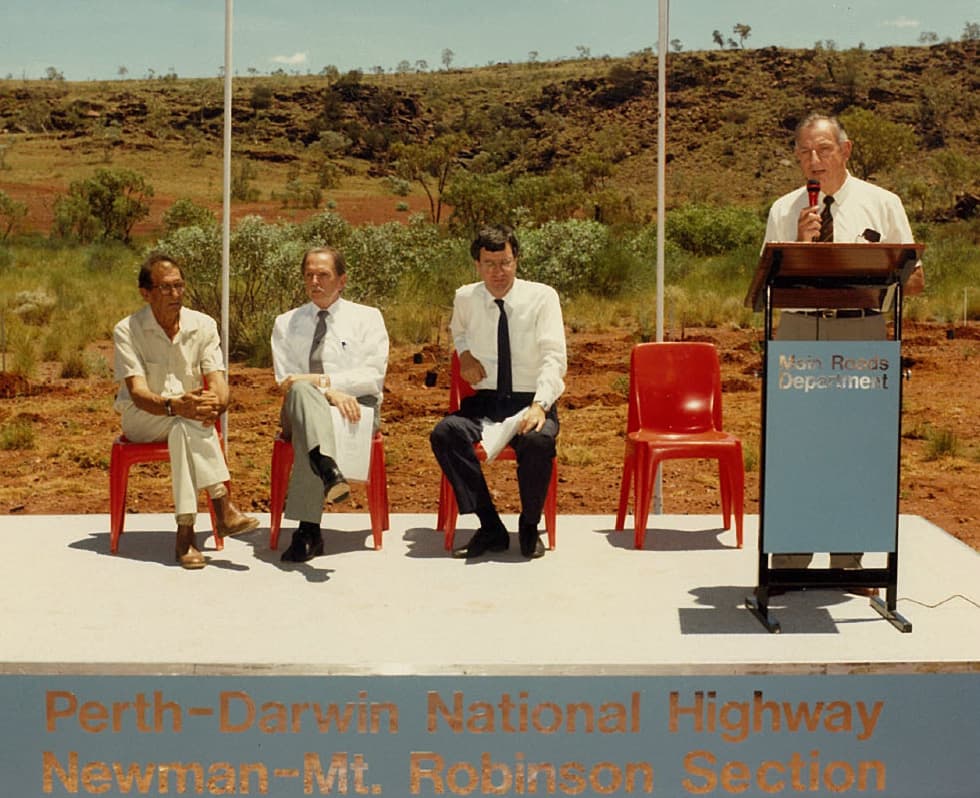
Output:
[
  {"xmin": 221, "ymin": 0, "xmax": 233, "ymax": 443},
  {"xmin": 654, "ymin": 0, "xmax": 669, "ymax": 514}
]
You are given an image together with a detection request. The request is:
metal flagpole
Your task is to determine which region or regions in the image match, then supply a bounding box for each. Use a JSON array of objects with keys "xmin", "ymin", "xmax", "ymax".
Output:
[
  {"xmin": 220, "ymin": 0, "xmax": 233, "ymax": 444},
  {"xmin": 654, "ymin": 0, "xmax": 668, "ymax": 513}
]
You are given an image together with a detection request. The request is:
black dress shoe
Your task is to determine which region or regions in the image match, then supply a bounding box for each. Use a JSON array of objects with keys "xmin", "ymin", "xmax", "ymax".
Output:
[
  {"xmin": 453, "ymin": 527, "xmax": 509, "ymax": 559},
  {"xmin": 280, "ymin": 522, "xmax": 324, "ymax": 562},
  {"xmin": 309, "ymin": 449, "xmax": 350, "ymax": 504},
  {"xmin": 519, "ymin": 523, "xmax": 545, "ymax": 558}
]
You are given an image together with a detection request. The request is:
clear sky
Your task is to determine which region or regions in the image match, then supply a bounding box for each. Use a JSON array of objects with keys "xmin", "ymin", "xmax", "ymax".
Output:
[{"xmin": 1, "ymin": 0, "xmax": 977, "ymax": 81}]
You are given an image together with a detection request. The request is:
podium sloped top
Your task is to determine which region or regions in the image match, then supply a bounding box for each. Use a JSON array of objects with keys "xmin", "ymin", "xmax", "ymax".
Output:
[{"xmin": 745, "ymin": 242, "xmax": 924, "ymax": 311}]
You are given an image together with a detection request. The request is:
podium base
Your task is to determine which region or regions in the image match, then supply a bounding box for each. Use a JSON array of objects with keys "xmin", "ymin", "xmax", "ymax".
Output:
[
  {"xmin": 745, "ymin": 583, "xmax": 913, "ymax": 635},
  {"xmin": 871, "ymin": 595, "xmax": 913, "ymax": 633},
  {"xmin": 744, "ymin": 595, "xmax": 783, "ymax": 633}
]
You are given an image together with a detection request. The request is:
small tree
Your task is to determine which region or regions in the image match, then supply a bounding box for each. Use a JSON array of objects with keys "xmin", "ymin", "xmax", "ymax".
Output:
[
  {"xmin": 733, "ymin": 23, "xmax": 751, "ymax": 49},
  {"xmin": 712, "ymin": 30, "xmax": 724, "ymax": 49},
  {"xmin": 163, "ymin": 198, "xmax": 216, "ymax": 234},
  {"xmin": 0, "ymin": 190, "xmax": 28, "ymax": 241},
  {"xmin": 53, "ymin": 169, "xmax": 152, "ymax": 243},
  {"xmin": 839, "ymin": 108, "xmax": 917, "ymax": 180},
  {"xmin": 441, "ymin": 48, "xmax": 455, "ymax": 70},
  {"xmin": 392, "ymin": 133, "xmax": 470, "ymax": 224}
]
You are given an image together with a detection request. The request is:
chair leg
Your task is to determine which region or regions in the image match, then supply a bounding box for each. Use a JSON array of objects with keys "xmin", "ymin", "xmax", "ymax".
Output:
[
  {"xmin": 366, "ymin": 437, "xmax": 387, "ymax": 550},
  {"xmin": 718, "ymin": 459, "xmax": 732, "ymax": 531},
  {"xmin": 439, "ymin": 475, "xmax": 460, "ymax": 550},
  {"xmin": 204, "ymin": 484, "xmax": 227, "ymax": 551},
  {"xmin": 269, "ymin": 439, "xmax": 293, "ymax": 550},
  {"xmin": 634, "ymin": 447, "xmax": 657, "ymax": 550},
  {"xmin": 615, "ymin": 448, "xmax": 634, "ymax": 531},
  {"xmin": 730, "ymin": 447, "xmax": 745, "ymax": 548},
  {"xmin": 544, "ymin": 457, "xmax": 558, "ymax": 549},
  {"xmin": 109, "ymin": 445, "xmax": 128, "ymax": 554}
]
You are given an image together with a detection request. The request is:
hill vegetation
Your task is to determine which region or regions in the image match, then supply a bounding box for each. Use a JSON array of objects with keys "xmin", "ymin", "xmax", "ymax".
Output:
[{"xmin": 2, "ymin": 41, "xmax": 979, "ymax": 234}]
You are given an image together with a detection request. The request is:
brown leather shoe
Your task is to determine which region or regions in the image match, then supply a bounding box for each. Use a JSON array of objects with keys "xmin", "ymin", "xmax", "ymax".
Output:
[
  {"xmin": 175, "ymin": 525, "xmax": 206, "ymax": 569},
  {"xmin": 847, "ymin": 587, "xmax": 880, "ymax": 598},
  {"xmin": 216, "ymin": 510, "xmax": 260, "ymax": 538}
]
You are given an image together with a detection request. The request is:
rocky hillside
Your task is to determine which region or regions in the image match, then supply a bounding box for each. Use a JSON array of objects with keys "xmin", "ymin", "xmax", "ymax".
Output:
[{"xmin": 1, "ymin": 41, "xmax": 978, "ymax": 230}]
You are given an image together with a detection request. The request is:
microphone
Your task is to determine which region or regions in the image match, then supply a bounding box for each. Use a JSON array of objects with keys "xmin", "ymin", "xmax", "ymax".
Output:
[{"xmin": 806, "ymin": 179, "xmax": 820, "ymax": 207}]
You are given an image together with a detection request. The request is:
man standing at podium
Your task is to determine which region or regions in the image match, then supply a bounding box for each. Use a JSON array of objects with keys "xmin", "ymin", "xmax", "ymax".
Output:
[{"xmin": 763, "ymin": 112, "xmax": 924, "ymax": 585}]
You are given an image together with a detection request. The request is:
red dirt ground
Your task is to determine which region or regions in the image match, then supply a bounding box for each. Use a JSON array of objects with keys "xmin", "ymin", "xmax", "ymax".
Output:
[{"xmin": 1, "ymin": 324, "xmax": 977, "ymax": 553}]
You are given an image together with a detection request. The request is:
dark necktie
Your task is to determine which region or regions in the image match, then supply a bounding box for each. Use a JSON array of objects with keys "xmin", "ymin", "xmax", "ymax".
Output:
[
  {"xmin": 308, "ymin": 309, "xmax": 328, "ymax": 373},
  {"xmin": 818, "ymin": 195, "xmax": 835, "ymax": 242},
  {"xmin": 494, "ymin": 298, "xmax": 512, "ymax": 400}
]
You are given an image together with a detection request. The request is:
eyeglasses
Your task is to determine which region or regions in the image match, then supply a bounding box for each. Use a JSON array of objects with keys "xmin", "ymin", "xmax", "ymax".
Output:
[
  {"xmin": 795, "ymin": 145, "xmax": 840, "ymax": 160},
  {"xmin": 151, "ymin": 282, "xmax": 186, "ymax": 295},
  {"xmin": 479, "ymin": 258, "xmax": 516, "ymax": 271}
]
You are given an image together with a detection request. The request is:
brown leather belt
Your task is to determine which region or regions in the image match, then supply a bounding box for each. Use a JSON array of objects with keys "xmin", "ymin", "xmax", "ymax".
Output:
[{"xmin": 798, "ymin": 309, "xmax": 881, "ymax": 319}]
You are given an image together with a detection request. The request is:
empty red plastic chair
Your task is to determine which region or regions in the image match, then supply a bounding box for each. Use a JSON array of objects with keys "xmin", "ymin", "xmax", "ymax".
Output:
[
  {"xmin": 435, "ymin": 351, "xmax": 558, "ymax": 551},
  {"xmin": 109, "ymin": 436, "xmax": 224, "ymax": 554},
  {"xmin": 615, "ymin": 342, "xmax": 744, "ymax": 549},
  {"xmin": 269, "ymin": 431, "xmax": 389, "ymax": 551}
]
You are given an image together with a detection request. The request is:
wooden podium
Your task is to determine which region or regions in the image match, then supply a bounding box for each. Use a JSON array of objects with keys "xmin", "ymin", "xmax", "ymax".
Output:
[{"xmin": 745, "ymin": 242, "xmax": 924, "ymax": 633}]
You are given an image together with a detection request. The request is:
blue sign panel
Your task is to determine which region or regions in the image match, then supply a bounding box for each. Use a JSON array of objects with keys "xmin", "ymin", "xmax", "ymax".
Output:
[
  {"xmin": 1, "ymin": 673, "xmax": 977, "ymax": 797},
  {"xmin": 763, "ymin": 341, "xmax": 901, "ymax": 554}
]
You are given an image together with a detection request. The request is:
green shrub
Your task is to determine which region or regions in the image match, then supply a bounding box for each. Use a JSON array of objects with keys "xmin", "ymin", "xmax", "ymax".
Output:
[
  {"xmin": 666, "ymin": 204, "xmax": 764, "ymax": 255},
  {"xmin": 60, "ymin": 349, "xmax": 90, "ymax": 378},
  {"xmin": 11, "ymin": 290, "xmax": 56, "ymax": 325},
  {"xmin": 0, "ymin": 420, "xmax": 34, "ymax": 451},
  {"xmin": 162, "ymin": 198, "xmax": 217, "ymax": 234}
]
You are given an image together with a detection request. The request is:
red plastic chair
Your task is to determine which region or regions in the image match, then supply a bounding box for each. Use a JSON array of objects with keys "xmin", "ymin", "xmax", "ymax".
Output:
[
  {"xmin": 109, "ymin": 435, "xmax": 225, "ymax": 554},
  {"xmin": 435, "ymin": 351, "xmax": 558, "ymax": 551},
  {"xmin": 269, "ymin": 431, "xmax": 389, "ymax": 551},
  {"xmin": 615, "ymin": 342, "xmax": 744, "ymax": 550}
]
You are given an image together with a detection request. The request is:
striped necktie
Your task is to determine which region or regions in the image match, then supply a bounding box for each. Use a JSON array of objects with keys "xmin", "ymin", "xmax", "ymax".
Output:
[
  {"xmin": 308, "ymin": 309, "xmax": 328, "ymax": 373},
  {"xmin": 818, "ymin": 195, "xmax": 835, "ymax": 242}
]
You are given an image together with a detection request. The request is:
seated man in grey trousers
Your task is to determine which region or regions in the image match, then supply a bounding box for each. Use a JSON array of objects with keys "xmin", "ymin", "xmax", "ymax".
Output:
[{"xmin": 271, "ymin": 247, "xmax": 389, "ymax": 562}]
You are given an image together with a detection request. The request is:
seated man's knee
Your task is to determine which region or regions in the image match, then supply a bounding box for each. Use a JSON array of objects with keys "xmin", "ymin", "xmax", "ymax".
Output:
[
  {"xmin": 520, "ymin": 430, "xmax": 556, "ymax": 459},
  {"xmin": 430, "ymin": 418, "xmax": 452, "ymax": 450}
]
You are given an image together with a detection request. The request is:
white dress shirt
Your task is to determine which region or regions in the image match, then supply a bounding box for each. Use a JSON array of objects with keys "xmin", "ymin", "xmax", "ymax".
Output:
[
  {"xmin": 271, "ymin": 298, "xmax": 389, "ymax": 402},
  {"xmin": 113, "ymin": 305, "xmax": 225, "ymax": 413},
  {"xmin": 451, "ymin": 278, "xmax": 567, "ymax": 410},
  {"xmin": 765, "ymin": 172, "xmax": 914, "ymax": 244}
]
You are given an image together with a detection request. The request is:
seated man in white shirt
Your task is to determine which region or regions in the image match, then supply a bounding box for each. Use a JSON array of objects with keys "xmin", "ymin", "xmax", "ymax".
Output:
[
  {"xmin": 270, "ymin": 247, "xmax": 389, "ymax": 562},
  {"xmin": 113, "ymin": 252, "xmax": 259, "ymax": 569},
  {"xmin": 430, "ymin": 225, "xmax": 567, "ymax": 560}
]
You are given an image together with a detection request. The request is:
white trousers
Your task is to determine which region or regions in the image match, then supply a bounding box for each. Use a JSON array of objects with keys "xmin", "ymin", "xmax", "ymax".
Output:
[{"xmin": 121, "ymin": 407, "xmax": 229, "ymax": 522}]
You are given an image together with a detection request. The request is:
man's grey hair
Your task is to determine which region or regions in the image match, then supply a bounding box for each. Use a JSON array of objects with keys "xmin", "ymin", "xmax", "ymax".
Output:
[{"xmin": 795, "ymin": 113, "xmax": 849, "ymax": 145}]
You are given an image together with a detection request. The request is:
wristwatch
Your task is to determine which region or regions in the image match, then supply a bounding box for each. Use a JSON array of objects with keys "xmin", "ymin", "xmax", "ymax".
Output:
[
  {"xmin": 534, "ymin": 399, "xmax": 548, "ymax": 412},
  {"xmin": 164, "ymin": 398, "xmax": 174, "ymax": 417}
]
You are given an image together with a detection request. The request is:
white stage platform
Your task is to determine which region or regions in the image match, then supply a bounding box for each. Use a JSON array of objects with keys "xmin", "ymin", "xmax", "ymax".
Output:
[{"xmin": 2, "ymin": 513, "xmax": 978, "ymax": 674}]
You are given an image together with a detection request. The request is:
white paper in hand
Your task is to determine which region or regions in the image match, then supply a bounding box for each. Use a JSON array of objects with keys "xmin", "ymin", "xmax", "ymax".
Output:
[
  {"xmin": 330, "ymin": 404, "xmax": 374, "ymax": 481},
  {"xmin": 480, "ymin": 407, "xmax": 528, "ymax": 462}
]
